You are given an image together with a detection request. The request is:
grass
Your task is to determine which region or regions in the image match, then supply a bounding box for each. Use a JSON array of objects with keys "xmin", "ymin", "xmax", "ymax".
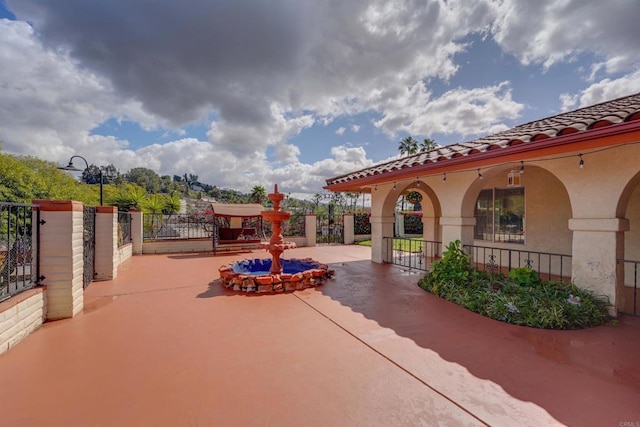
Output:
[{"xmin": 356, "ymin": 237, "xmax": 424, "ymax": 253}]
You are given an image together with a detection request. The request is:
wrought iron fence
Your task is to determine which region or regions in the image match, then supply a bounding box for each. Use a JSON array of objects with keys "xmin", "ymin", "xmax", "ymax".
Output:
[
  {"xmin": 463, "ymin": 244, "xmax": 572, "ymax": 282},
  {"xmin": 118, "ymin": 211, "xmax": 132, "ymax": 247},
  {"xmin": 618, "ymin": 259, "xmax": 639, "ymax": 317},
  {"xmin": 383, "ymin": 238, "xmax": 442, "ymax": 271},
  {"xmin": 83, "ymin": 206, "xmax": 96, "ymax": 288},
  {"xmin": 1, "ymin": 202, "xmax": 41, "ymax": 301},
  {"xmin": 282, "ymin": 212, "xmax": 305, "ymax": 237},
  {"xmin": 144, "ymin": 213, "xmax": 215, "ymax": 240},
  {"xmin": 317, "ymin": 214, "xmax": 343, "ymax": 244}
]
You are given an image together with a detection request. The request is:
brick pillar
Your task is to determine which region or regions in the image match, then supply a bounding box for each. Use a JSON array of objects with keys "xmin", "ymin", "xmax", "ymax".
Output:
[
  {"xmin": 305, "ymin": 214, "xmax": 316, "ymax": 247},
  {"xmin": 130, "ymin": 210, "xmax": 143, "ymax": 255},
  {"xmin": 343, "ymin": 214, "xmax": 355, "ymax": 244},
  {"xmin": 95, "ymin": 206, "xmax": 117, "ymax": 280},
  {"xmin": 33, "ymin": 200, "xmax": 84, "ymax": 320}
]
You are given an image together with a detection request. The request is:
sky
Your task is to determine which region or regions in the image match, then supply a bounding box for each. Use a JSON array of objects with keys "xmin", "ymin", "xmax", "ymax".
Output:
[{"xmin": 1, "ymin": 0, "xmax": 639, "ymax": 200}]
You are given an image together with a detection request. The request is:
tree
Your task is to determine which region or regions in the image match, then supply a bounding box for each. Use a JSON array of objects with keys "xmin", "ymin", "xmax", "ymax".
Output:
[
  {"xmin": 1, "ymin": 153, "xmax": 97, "ymax": 204},
  {"xmin": 80, "ymin": 163, "xmax": 119, "ymax": 185},
  {"xmin": 420, "ymin": 138, "xmax": 438, "ymax": 152},
  {"xmin": 160, "ymin": 175, "xmax": 181, "ymax": 194},
  {"xmin": 249, "ymin": 185, "xmax": 267, "ymax": 205},
  {"xmin": 110, "ymin": 184, "xmax": 148, "ymax": 211},
  {"xmin": 398, "ymin": 136, "xmax": 419, "ymax": 156},
  {"xmin": 82, "ymin": 164, "xmax": 102, "ymax": 185},
  {"xmin": 101, "ymin": 164, "xmax": 119, "ymax": 184},
  {"xmin": 124, "ymin": 167, "xmax": 162, "ymax": 193}
]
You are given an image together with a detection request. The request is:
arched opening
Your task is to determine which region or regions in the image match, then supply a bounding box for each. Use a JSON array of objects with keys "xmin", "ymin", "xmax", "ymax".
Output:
[
  {"xmin": 378, "ymin": 180, "xmax": 442, "ymax": 270},
  {"xmin": 616, "ymin": 171, "xmax": 640, "ymax": 315},
  {"xmin": 461, "ymin": 164, "xmax": 573, "ymax": 279}
]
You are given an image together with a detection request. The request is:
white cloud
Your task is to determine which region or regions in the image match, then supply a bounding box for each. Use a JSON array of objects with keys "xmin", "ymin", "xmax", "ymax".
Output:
[
  {"xmin": 491, "ymin": 1, "xmax": 640, "ymax": 73},
  {"xmin": 374, "ymin": 82, "xmax": 523, "ymax": 137},
  {"xmin": 564, "ymin": 70, "xmax": 640, "ymax": 109},
  {"xmin": 0, "ymin": 19, "xmax": 160, "ymax": 163},
  {"xmin": 2, "ymin": 0, "xmax": 639, "ymax": 199}
]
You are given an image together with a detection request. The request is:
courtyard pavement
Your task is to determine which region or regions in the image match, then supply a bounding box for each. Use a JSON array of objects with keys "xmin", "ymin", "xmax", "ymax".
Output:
[{"xmin": 0, "ymin": 245, "xmax": 639, "ymax": 426}]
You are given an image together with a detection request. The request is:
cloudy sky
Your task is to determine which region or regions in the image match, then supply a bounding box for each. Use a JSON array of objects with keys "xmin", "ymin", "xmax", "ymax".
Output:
[{"xmin": 1, "ymin": 0, "xmax": 639, "ymax": 198}]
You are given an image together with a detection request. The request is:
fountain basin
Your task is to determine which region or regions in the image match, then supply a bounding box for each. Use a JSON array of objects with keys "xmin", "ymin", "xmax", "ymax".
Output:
[{"xmin": 219, "ymin": 258, "xmax": 334, "ymax": 293}]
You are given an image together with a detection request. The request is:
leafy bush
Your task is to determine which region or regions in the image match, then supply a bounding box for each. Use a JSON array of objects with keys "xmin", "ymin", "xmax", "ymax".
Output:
[
  {"xmin": 354, "ymin": 212, "xmax": 371, "ymax": 235},
  {"xmin": 403, "ymin": 212, "xmax": 423, "ymax": 234},
  {"xmin": 421, "ymin": 240, "xmax": 486, "ymax": 287},
  {"xmin": 418, "ymin": 241, "xmax": 611, "ymax": 329},
  {"xmin": 508, "ymin": 267, "xmax": 540, "ymax": 286}
]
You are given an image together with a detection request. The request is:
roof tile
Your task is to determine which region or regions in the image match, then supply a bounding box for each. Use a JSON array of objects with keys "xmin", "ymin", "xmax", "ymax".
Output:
[{"xmin": 326, "ymin": 92, "xmax": 640, "ymax": 186}]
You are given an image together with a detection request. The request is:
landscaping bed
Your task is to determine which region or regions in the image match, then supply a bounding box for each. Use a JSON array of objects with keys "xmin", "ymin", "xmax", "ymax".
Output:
[{"xmin": 418, "ymin": 241, "xmax": 612, "ymax": 329}]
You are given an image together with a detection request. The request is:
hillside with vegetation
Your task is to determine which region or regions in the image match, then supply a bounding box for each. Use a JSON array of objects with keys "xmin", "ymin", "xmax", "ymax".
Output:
[{"xmin": 0, "ymin": 150, "xmax": 348, "ymax": 216}]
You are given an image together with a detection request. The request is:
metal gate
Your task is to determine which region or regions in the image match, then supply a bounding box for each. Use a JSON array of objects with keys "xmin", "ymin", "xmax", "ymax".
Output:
[
  {"xmin": 1, "ymin": 202, "xmax": 42, "ymax": 301},
  {"xmin": 317, "ymin": 213, "xmax": 343, "ymax": 244},
  {"xmin": 83, "ymin": 206, "xmax": 96, "ymax": 288}
]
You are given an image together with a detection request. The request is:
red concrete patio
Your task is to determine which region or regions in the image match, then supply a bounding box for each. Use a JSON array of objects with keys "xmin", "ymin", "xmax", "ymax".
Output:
[{"xmin": 1, "ymin": 245, "xmax": 639, "ymax": 426}]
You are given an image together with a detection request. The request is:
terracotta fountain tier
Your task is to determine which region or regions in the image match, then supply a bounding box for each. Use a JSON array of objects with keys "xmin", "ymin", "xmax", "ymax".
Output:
[
  {"xmin": 218, "ymin": 184, "xmax": 334, "ymax": 293},
  {"xmin": 258, "ymin": 184, "xmax": 297, "ymax": 274}
]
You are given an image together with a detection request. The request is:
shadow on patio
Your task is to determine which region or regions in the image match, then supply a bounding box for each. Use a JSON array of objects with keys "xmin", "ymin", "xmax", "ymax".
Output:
[{"xmin": 0, "ymin": 245, "xmax": 638, "ymax": 426}]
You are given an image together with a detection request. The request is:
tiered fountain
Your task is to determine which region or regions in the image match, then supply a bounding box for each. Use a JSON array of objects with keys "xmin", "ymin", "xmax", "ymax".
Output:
[{"xmin": 218, "ymin": 184, "xmax": 334, "ymax": 293}]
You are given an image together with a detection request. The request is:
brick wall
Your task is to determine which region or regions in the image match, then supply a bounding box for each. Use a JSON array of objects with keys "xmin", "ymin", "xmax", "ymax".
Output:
[{"xmin": 0, "ymin": 288, "xmax": 46, "ymax": 354}]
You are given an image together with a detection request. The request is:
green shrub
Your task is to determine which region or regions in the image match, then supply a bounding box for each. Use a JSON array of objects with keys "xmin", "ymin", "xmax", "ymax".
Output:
[
  {"xmin": 419, "ymin": 240, "xmax": 486, "ymax": 291},
  {"xmin": 508, "ymin": 267, "xmax": 540, "ymax": 286},
  {"xmin": 418, "ymin": 244, "xmax": 612, "ymax": 329},
  {"xmin": 354, "ymin": 212, "xmax": 371, "ymax": 235},
  {"xmin": 403, "ymin": 212, "xmax": 423, "ymax": 234}
]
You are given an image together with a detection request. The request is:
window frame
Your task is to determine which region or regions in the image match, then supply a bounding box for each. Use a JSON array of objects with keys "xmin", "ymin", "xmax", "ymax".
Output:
[{"xmin": 474, "ymin": 187, "xmax": 525, "ymax": 244}]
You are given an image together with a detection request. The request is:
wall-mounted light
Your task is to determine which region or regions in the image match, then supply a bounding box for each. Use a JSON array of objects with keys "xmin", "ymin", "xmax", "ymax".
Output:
[
  {"xmin": 477, "ymin": 169, "xmax": 483, "ymax": 180},
  {"xmin": 393, "ymin": 181, "xmax": 397, "ymax": 191},
  {"xmin": 520, "ymin": 161, "xmax": 525, "ymax": 173},
  {"xmin": 415, "ymin": 177, "xmax": 420, "ymax": 187},
  {"xmin": 579, "ymin": 154, "xmax": 584, "ymax": 169},
  {"xmin": 442, "ymin": 173, "xmax": 447, "ymax": 183},
  {"xmin": 507, "ymin": 169, "xmax": 522, "ymax": 187}
]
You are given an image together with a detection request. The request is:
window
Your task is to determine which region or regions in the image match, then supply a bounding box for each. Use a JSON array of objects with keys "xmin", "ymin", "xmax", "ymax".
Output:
[{"xmin": 474, "ymin": 188, "xmax": 525, "ymax": 243}]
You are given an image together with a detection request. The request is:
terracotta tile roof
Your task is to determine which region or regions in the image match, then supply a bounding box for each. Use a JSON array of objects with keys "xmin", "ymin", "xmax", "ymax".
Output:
[{"xmin": 326, "ymin": 92, "xmax": 640, "ymax": 187}]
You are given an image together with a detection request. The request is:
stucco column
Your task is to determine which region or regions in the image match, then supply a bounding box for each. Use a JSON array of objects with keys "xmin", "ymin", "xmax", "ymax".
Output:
[
  {"xmin": 343, "ymin": 214, "xmax": 355, "ymax": 245},
  {"xmin": 440, "ymin": 216, "xmax": 476, "ymax": 252},
  {"xmin": 422, "ymin": 215, "xmax": 439, "ymax": 242},
  {"xmin": 305, "ymin": 214, "xmax": 316, "ymax": 247},
  {"xmin": 370, "ymin": 215, "xmax": 395, "ymax": 263},
  {"xmin": 130, "ymin": 210, "xmax": 143, "ymax": 255},
  {"xmin": 395, "ymin": 213, "xmax": 404, "ymax": 237},
  {"xmin": 95, "ymin": 206, "xmax": 117, "ymax": 280},
  {"xmin": 569, "ymin": 218, "xmax": 628, "ymax": 315},
  {"xmin": 33, "ymin": 200, "xmax": 84, "ymax": 320}
]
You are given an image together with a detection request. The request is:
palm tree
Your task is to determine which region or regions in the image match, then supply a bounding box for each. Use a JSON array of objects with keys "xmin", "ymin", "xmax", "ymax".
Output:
[
  {"xmin": 249, "ymin": 185, "xmax": 267, "ymax": 205},
  {"xmin": 420, "ymin": 138, "xmax": 438, "ymax": 152},
  {"xmin": 398, "ymin": 136, "xmax": 419, "ymax": 156}
]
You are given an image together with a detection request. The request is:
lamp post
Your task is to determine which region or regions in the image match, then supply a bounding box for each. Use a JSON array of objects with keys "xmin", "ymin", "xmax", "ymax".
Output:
[{"xmin": 58, "ymin": 155, "xmax": 103, "ymax": 206}]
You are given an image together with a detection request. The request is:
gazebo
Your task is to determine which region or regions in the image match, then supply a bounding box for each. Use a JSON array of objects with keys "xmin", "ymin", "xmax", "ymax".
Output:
[{"xmin": 210, "ymin": 203, "xmax": 265, "ymax": 252}]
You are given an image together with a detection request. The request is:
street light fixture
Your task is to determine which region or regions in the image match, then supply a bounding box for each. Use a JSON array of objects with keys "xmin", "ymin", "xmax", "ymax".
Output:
[{"xmin": 58, "ymin": 155, "xmax": 103, "ymax": 206}]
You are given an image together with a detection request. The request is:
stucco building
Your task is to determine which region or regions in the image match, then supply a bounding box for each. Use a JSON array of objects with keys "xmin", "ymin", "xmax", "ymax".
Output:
[{"xmin": 325, "ymin": 92, "xmax": 640, "ymax": 316}]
